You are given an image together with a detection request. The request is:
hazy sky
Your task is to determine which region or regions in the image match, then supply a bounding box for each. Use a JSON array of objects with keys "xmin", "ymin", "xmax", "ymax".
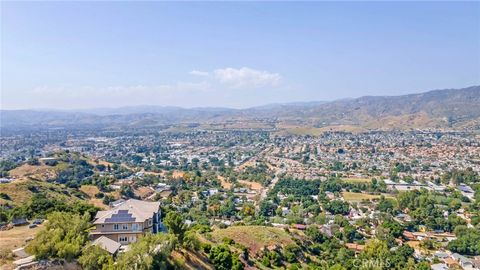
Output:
[{"xmin": 2, "ymin": 1, "xmax": 479, "ymax": 109}]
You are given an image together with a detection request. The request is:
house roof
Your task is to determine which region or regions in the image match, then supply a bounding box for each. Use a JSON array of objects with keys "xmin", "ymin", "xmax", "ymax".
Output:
[
  {"xmin": 94, "ymin": 199, "xmax": 160, "ymax": 224},
  {"xmin": 345, "ymin": 243, "xmax": 365, "ymax": 251},
  {"xmin": 443, "ymin": 257, "xmax": 457, "ymax": 266},
  {"xmin": 452, "ymin": 253, "xmax": 472, "ymax": 265},
  {"xmin": 292, "ymin": 224, "xmax": 307, "ymax": 229},
  {"xmin": 434, "ymin": 251, "xmax": 449, "ymax": 258},
  {"xmin": 13, "ymin": 255, "xmax": 35, "ymax": 266},
  {"xmin": 430, "ymin": 263, "xmax": 448, "ymax": 270},
  {"xmin": 92, "ymin": 236, "xmax": 122, "ymax": 254}
]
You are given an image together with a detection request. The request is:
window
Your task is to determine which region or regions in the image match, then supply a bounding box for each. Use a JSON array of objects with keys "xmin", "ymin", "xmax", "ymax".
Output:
[
  {"xmin": 122, "ymin": 224, "xmax": 128, "ymax": 230},
  {"xmin": 148, "ymin": 219, "xmax": 152, "ymax": 225},
  {"xmin": 101, "ymin": 224, "xmax": 105, "ymax": 228},
  {"xmin": 132, "ymin": 223, "xmax": 139, "ymax": 231},
  {"xmin": 119, "ymin": 236, "xmax": 128, "ymax": 242},
  {"xmin": 113, "ymin": 224, "xmax": 119, "ymax": 230}
]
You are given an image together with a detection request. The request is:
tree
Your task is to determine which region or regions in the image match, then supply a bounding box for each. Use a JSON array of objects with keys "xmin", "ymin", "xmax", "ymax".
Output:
[
  {"xmin": 209, "ymin": 245, "xmax": 244, "ymax": 270},
  {"xmin": 26, "ymin": 212, "xmax": 91, "ymax": 261},
  {"xmin": 449, "ymin": 198, "xmax": 462, "ymax": 211},
  {"xmin": 0, "ymin": 207, "xmax": 8, "ymax": 223},
  {"xmin": 164, "ymin": 211, "xmax": 187, "ymax": 244},
  {"xmin": 183, "ymin": 230, "xmax": 200, "ymax": 250},
  {"xmin": 359, "ymin": 239, "xmax": 390, "ymax": 268},
  {"xmin": 306, "ymin": 226, "xmax": 326, "ymax": 243},
  {"xmin": 219, "ymin": 198, "xmax": 237, "ymax": 217},
  {"xmin": 380, "ymin": 219, "xmax": 404, "ymax": 238},
  {"xmin": 78, "ymin": 245, "xmax": 113, "ymax": 270},
  {"xmin": 120, "ymin": 185, "xmax": 135, "ymax": 198},
  {"xmin": 284, "ymin": 244, "xmax": 301, "ymax": 263},
  {"xmin": 329, "ymin": 264, "xmax": 347, "ymax": 270},
  {"xmin": 259, "ymin": 200, "xmax": 276, "ymax": 217},
  {"xmin": 241, "ymin": 203, "xmax": 255, "ymax": 216},
  {"xmin": 377, "ymin": 197, "xmax": 395, "ymax": 213},
  {"xmin": 116, "ymin": 233, "xmax": 175, "ymax": 270},
  {"xmin": 447, "ymin": 228, "xmax": 480, "ymax": 255},
  {"xmin": 325, "ymin": 200, "xmax": 350, "ymax": 215},
  {"xmin": 27, "ymin": 158, "xmax": 40, "ymax": 166}
]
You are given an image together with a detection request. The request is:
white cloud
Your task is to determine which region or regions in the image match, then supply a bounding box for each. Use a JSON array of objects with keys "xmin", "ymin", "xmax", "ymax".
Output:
[
  {"xmin": 213, "ymin": 67, "xmax": 281, "ymax": 88},
  {"xmin": 29, "ymin": 67, "xmax": 282, "ymax": 107},
  {"xmin": 189, "ymin": 70, "xmax": 210, "ymax": 76}
]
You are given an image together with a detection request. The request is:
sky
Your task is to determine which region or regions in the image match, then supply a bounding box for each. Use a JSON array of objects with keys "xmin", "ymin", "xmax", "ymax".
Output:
[{"xmin": 1, "ymin": 1, "xmax": 479, "ymax": 110}]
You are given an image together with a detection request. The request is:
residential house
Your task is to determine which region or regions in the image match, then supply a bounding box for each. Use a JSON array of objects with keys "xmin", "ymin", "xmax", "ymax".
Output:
[
  {"xmin": 452, "ymin": 253, "xmax": 474, "ymax": 269},
  {"xmin": 458, "ymin": 184, "xmax": 475, "ymax": 200},
  {"xmin": 90, "ymin": 199, "xmax": 161, "ymax": 245},
  {"xmin": 345, "ymin": 243, "xmax": 365, "ymax": 253}
]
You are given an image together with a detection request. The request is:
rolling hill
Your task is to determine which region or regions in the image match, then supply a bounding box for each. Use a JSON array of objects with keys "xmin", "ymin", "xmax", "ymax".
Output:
[{"xmin": 1, "ymin": 85, "xmax": 479, "ymax": 131}]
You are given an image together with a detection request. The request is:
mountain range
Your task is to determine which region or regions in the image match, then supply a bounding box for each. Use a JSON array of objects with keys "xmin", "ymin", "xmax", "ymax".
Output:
[{"xmin": 1, "ymin": 85, "xmax": 479, "ymax": 131}]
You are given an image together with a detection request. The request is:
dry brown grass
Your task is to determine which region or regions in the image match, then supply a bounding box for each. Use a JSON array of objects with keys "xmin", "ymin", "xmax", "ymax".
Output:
[
  {"xmin": 217, "ymin": 175, "xmax": 232, "ymax": 189},
  {"xmin": 87, "ymin": 158, "xmax": 114, "ymax": 168},
  {"xmin": 162, "ymin": 170, "xmax": 186, "ymax": 179},
  {"xmin": 238, "ymin": 180, "xmax": 263, "ymax": 190},
  {"xmin": 79, "ymin": 185, "xmax": 106, "ymax": 209},
  {"xmin": 342, "ymin": 192, "xmax": 395, "ymax": 202},
  {"xmin": 201, "ymin": 121, "xmax": 273, "ymax": 131},
  {"xmin": 211, "ymin": 226, "xmax": 294, "ymax": 255},
  {"xmin": 276, "ymin": 125, "xmax": 367, "ymax": 136},
  {"xmin": 237, "ymin": 160, "xmax": 257, "ymax": 171},
  {"xmin": 172, "ymin": 170, "xmax": 185, "ymax": 178},
  {"xmin": 0, "ymin": 180, "xmax": 80, "ymax": 206},
  {"xmin": 0, "ymin": 224, "xmax": 42, "ymax": 255},
  {"xmin": 0, "ymin": 181, "xmax": 32, "ymax": 205},
  {"xmin": 170, "ymin": 249, "xmax": 214, "ymax": 270},
  {"xmin": 143, "ymin": 171, "xmax": 163, "ymax": 176},
  {"xmin": 8, "ymin": 164, "xmax": 58, "ymax": 181},
  {"xmin": 79, "ymin": 185, "xmax": 99, "ymax": 197},
  {"xmin": 364, "ymin": 112, "xmax": 445, "ymax": 130},
  {"xmin": 341, "ymin": 177, "xmax": 372, "ymax": 183},
  {"xmin": 134, "ymin": 187, "xmax": 155, "ymax": 199},
  {"xmin": 406, "ymin": 241, "xmax": 421, "ymax": 249}
]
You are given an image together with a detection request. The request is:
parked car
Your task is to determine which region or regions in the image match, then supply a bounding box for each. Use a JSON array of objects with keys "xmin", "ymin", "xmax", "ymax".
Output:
[
  {"xmin": 24, "ymin": 236, "xmax": 34, "ymax": 243},
  {"xmin": 11, "ymin": 218, "xmax": 28, "ymax": 226},
  {"xmin": 33, "ymin": 219, "xmax": 43, "ymax": 225}
]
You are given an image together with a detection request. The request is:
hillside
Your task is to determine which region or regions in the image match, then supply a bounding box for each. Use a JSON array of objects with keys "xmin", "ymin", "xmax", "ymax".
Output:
[
  {"xmin": 1, "ymin": 86, "xmax": 479, "ymax": 131},
  {"xmin": 0, "ymin": 179, "xmax": 85, "ymax": 206},
  {"xmin": 210, "ymin": 226, "xmax": 295, "ymax": 256},
  {"xmin": 277, "ymin": 85, "xmax": 480, "ymax": 130}
]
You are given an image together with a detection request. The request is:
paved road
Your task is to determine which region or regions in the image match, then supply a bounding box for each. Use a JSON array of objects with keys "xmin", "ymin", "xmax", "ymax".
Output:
[{"xmin": 260, "ymin": 169, "xmax": 284, "ymax": 200}]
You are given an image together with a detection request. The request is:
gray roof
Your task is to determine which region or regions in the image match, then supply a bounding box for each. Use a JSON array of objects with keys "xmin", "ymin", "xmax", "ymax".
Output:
[
  {"xmin": 430, "ymin": 263, "xmax": 448, "ymax": 270},
  {"xmin": 94, "ymin": 199, "xmax": 160, "ymax": 224},
  {"xmin": 458, "ymin": 184, "xmax": 474, "ymax": 193},
  {"xmin": 434, "ymin": 251, "xmax": 449, "ymax": 258},
  {"xmin": 92, "ymin": 236, "xmax": 121, "ymax": 254},
  {"xmin": 452, "ymin": 253, "xmax": 472, "ymax": 264}
]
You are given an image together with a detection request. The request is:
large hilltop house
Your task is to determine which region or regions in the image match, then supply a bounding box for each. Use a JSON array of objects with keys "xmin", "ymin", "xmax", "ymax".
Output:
[{"xmin": 90, "ymin": 199, "xmax": 161, "ymax": 245}]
